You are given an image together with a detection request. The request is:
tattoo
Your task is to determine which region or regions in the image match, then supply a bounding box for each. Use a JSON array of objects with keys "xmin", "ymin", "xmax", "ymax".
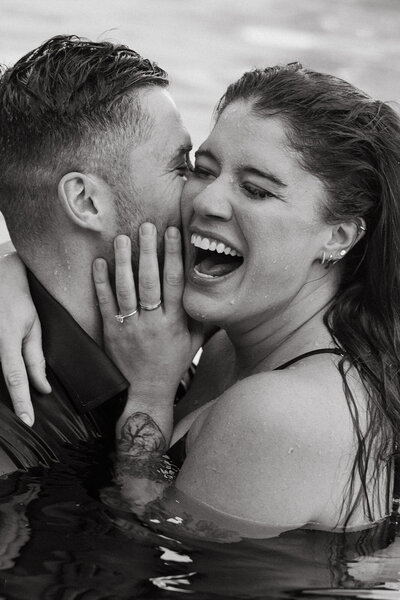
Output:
[
  {"xmin": 116, "ymin": 412, "xmax": 178, "ymax": 484},
  {"xmin": 118, "ymin": 412, "xmax": 167, "ymax": 457}
]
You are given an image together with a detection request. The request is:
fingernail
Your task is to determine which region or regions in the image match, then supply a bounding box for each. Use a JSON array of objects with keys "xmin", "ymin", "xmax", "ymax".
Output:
[
  {"xmin": 167, "ymin": 227, "xmax": 180, "ymax": 239},
  {"xmin": 94, "ymin": 258, "xmax": 106, "ymax": 271},
  {"xmin": 116, "ymin": 235, "xmax": 129, "ymax": 248},
  {"xmin": 20, "ymin": 413, "xmax": 33, "ymax": 427},
  {"xmin": 141, "ymin": 223, "xmax": 154, "ymax": 236}
]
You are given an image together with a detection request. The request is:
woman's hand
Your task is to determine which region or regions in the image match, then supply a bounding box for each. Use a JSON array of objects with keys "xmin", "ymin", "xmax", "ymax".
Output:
[
  {"xmin": 0, "ymin": 242, "xmax": 51, "ymax": 425},
  {"xmin": 94, "ymin": 223, "xmax": 204, "ymax": 513},
  {"xmin": 93, "ymin": 224, "xmax": 204, "ymax": 403}
]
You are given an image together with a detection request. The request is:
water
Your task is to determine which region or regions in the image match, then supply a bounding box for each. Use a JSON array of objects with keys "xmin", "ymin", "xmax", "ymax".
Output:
[
  {"xmin": 0, "ymin": 443, "xmax": 399, "ymax": 600},
  {"xmin": 1, "ymin": 2, "xmax": 400, "ymax": 596}
]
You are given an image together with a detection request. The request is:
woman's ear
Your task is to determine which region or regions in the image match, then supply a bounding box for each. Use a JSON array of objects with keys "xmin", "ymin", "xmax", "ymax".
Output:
[
  {"xmin": 321, "ymin": 217, "xmax": 366, "ymax": 264},
  {"xmin": 58, "ymin": 172, "xmax": 113, "ymax": 232}
]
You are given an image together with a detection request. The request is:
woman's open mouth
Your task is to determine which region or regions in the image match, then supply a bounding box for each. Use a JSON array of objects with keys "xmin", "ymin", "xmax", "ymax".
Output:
[{"xmin": 190, "ymin": 233, "xmax": 244, "ymax": 279}]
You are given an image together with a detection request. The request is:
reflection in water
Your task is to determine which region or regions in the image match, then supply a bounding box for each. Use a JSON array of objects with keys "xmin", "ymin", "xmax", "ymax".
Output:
[{"xmin": 0, "ymin": 445, "xmax": 399, "ymax": 600}]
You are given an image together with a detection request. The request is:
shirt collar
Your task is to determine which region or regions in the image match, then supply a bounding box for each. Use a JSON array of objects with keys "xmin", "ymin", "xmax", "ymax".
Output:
[{"xmin": 28, "ymin": 272, "xmax": 129, "ymax": 414}]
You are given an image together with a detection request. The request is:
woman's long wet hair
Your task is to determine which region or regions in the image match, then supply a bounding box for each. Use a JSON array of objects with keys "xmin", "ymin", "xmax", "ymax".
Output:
[{"xmin": 216, "ymin": 63, "xmax": 400, "ymax": 526}]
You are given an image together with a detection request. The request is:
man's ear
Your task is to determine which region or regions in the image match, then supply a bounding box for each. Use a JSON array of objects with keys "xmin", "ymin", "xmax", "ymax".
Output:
[
  {"xmin": 321, "ymin": 217, "xmax": 366, "ymax": 263},
  {"xmin": 58, "ymin": 172, "xmax": 113, "ymax": 232}
]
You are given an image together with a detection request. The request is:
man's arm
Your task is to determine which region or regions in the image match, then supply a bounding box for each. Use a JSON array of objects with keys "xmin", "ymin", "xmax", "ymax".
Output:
[{"xmin": 0, "ymin": 241, "xmax": 51, "ymax": 424}]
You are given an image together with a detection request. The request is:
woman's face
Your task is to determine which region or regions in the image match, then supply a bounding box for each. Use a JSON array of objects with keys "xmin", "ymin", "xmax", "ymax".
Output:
[{"xmin": 181, "ymin": 100, "xmax": 332, "ymax": 328}]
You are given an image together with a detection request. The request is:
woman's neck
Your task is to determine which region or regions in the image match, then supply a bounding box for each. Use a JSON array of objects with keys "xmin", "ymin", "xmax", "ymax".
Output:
[{"xmin": 226, "ymin": 276, "xmax": 338, "ymax": 379}]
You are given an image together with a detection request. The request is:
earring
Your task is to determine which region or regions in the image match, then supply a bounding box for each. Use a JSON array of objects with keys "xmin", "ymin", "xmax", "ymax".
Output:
[
  {"xmin": 320, "ymin": 249, "xmax": 346, "ymax": 267},
  {"xmin": 331, "ymin": 249, "xmax": 347, "ymax": 265}
]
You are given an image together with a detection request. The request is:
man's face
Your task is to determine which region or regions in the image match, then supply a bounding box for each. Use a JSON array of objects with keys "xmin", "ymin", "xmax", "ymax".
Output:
[{"xmin": 114, "ymin": 88, "xmax": 192, "ymax": 269}]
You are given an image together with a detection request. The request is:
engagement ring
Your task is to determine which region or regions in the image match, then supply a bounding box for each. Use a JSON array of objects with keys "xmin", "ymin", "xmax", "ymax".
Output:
[{"xmin": 115, "ymin": 309, "xmax": 138, "ymax": 323}]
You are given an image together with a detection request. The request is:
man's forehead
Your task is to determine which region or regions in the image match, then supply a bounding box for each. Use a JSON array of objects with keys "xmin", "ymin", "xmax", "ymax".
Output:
[{"xmin": 140, "ymin": 89, "xmax": 191, "ymax": 152}]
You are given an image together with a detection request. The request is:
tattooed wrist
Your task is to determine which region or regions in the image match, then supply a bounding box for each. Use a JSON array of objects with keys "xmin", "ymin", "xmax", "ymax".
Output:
[
  {"xmin": 115, "ymin": 411, "xmax": 178, "ymax": 484},
  {"xmin": 117, "ymin": 411, "xmax": 167, "ymax": 457}
]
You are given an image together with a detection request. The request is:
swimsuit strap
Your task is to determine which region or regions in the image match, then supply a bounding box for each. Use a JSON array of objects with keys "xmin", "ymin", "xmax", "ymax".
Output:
[{"xmin": 274, "ymin": 348, "xmax": 344, "ymax": 371}]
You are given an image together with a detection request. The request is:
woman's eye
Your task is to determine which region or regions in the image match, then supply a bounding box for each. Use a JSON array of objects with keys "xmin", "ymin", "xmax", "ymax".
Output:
[
  {"xmin": 192, "ymin": 164, "xmax": 215, "ymax": 179},
  {"xmin": 239, "ymin": 183, "xmax": 275, "ymax": 200}
]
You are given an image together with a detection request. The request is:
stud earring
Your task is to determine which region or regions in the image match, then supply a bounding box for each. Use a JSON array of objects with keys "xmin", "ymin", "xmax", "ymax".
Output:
[
  {"xmin": 321, "ymin": 249, "xmax": 347, "ymax": 267},
  {"xmin": 331, "ymin": 250, "xmax": 347, "ymax": 266}
]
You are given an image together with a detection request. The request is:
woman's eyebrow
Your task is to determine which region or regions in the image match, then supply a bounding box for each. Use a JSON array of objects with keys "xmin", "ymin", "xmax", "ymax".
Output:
[
  {"xmin": 241, "ymin": 166, "xmax": 287, "ymax": 188},
  {"xmin": 194, "ymin": 149, "xmax": 217, "ymax": 161}
]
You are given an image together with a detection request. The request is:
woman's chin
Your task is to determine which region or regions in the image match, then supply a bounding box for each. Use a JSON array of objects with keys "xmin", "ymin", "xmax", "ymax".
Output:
[{"xmin": 183, "ymin": 288, "xmax": 228, "ymax": 325}]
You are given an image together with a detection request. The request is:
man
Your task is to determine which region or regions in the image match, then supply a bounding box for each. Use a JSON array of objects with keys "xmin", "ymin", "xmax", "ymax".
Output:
[{"xmin": 0, "ymin": 35, "xmax": 192, "ymax": 473}]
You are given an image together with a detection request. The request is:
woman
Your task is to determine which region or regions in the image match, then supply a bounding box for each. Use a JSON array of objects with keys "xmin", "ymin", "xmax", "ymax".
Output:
[{"xmin": 2, "ymin": 63, "xmax": 400, "ymax": 535}]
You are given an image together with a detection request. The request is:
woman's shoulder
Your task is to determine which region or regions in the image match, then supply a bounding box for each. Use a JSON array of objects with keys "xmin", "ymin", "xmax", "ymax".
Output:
[
  {"xmin": 178, "ymin": 356, "xmax": 362, "ymax": 526},
  {"xmin": 211, "ymin": 360, "xmax": 356, "ymax": 440},
  {"xmin": 186, "ymin": 343, "xmax": 364, "ymax": 453}
]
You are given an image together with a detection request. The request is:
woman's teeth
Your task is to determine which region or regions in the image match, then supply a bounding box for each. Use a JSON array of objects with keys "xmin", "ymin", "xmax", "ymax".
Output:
[
  {"xmin": 190, "ymin": 234, "xmax": 242, "ymax": 257},
  {"xmin": 190, "ymin": 233, "xmax": 244, "ymax": 279}
]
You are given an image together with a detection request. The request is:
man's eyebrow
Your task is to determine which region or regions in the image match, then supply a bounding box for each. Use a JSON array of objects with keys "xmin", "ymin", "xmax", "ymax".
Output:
[
  {"xmin": 241, "ymin": 166, "xmax": 287, "ymax": 188},
  {"xmin": 168, "ymin": 144, "xmax": 193, "ymax": 164}
]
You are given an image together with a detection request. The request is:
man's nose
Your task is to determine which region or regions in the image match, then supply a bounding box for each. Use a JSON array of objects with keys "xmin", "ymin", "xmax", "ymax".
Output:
[{"xmin": 192, "ymin": 182, "xmax": 233, "ymax": 221}]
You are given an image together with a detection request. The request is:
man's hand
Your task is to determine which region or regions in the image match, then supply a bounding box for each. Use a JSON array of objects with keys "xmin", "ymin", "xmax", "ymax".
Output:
[{"xmin": 0, "ymin": 242, "xmax": 51, "ymax": 425}]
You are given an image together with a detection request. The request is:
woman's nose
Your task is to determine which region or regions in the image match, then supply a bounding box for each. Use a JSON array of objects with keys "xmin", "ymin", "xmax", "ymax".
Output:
[{"xmin": 192, "ymin": 183, "xmax": 232, "ymax": 221}]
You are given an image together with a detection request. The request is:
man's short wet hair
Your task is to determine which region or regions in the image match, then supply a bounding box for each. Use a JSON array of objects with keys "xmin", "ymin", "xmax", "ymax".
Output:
[{"xmin": 0, "ymin": 35, "xmax": 168, "ymax": 245}]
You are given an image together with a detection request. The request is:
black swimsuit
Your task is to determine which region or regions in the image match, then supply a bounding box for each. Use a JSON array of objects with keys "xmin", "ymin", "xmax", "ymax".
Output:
[{"xmin": 273, "ymin": 348, "xmax": 344, "ymax": 370}]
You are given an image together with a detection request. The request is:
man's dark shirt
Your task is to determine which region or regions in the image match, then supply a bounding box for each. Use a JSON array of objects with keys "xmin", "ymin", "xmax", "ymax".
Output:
[{"xmin": 0, "ymin": 273, "xmax": 129, "ymax": 470}]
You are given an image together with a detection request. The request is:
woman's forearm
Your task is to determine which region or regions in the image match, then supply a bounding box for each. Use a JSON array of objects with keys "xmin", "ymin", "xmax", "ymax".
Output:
[
  {"xmin": 92, "ymin": 226, "xmax": 203, "ymax": 514},
  {"xmin": 0, "ymin": 242, "xmax": 50, "ymax": 423},
  {"xmin": 114, "ymin": 392, "xmax": 178, "ymax": 513},
  {"xmin": 116, "ymin": 391, "xmax": 175, "ymax": 456}
]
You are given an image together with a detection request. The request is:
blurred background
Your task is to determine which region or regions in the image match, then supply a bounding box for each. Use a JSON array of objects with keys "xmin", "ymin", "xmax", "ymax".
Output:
[{"xmin": 1, "ymin": 0, "xmax": 399, "ymax": 243}]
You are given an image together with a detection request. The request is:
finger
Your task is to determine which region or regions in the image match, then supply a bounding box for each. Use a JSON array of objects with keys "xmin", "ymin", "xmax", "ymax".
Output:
[
  {"xmin": 22, "ymin": 318, "xmax": 52, "ymax": 394},
  {"xmin": 138, "ymin": 223, "xmax": 161, "ymax": 308},
  {"xmin": 0, "ymin": 346, "xmax": 34, "ymax": 426},
  {"xmin": 114, "ymin": 235, "xmax": 137, "ymax": 314},
  {"xmin": 93, "ymin": 258, "xmax": 118, "ymax": 321},
  {"xmin": 163, "ymin": 227, "xmax": 184, "ymax": 315}
]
